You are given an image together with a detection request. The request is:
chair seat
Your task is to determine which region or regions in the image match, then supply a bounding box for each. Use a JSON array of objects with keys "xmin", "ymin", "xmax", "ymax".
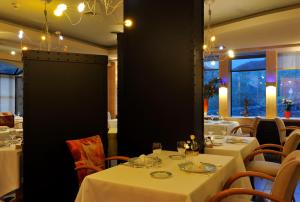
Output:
[{"xmin": 246, "ymin": 160, "xmax": 280, "ymax": 176}]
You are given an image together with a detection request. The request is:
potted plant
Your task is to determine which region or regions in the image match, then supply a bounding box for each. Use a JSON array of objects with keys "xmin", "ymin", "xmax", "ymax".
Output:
[
  {"xmin": 282, "ymin": 98, "xmax": 293, "ymax": 118},
  {"xmin": 203, "ymin": 77, "xmax": 221, "ymax": 115}
]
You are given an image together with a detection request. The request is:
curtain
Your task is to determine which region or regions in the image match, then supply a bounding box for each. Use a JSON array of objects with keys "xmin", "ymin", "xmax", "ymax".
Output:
[
  {"xmin": 278, "ymin": 52, "xmax": 300, "ymax": 69},
  {"xmin": 0, "ymin": 74, "xmax": 15, "ymax": 113}
]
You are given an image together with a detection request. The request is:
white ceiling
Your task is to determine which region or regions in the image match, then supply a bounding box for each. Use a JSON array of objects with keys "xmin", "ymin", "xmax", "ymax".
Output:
[
  {"xmin": 0, "ymin": 0, "xmax": 123, "ymax": 47},
  {"xmin": 0, "ymin": 0, "xmax": 300, "ymax": 58}
]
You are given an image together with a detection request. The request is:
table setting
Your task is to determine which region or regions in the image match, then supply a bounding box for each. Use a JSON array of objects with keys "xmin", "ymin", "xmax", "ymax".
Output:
[{"xmin": 76, "ymin": 135, "xmax": 253, "ymax": 202}]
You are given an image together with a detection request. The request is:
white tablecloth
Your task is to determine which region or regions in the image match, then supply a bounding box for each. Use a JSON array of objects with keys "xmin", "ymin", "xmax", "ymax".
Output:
[
  {"xmin": 205, "ymin": 136, "xmax": 264, "ymax": 192},
  {"xmin": 0, "ymin": 147, "xmax": 21, "ymax": 197},
  {"xmin": 204, "ymin": 120, "xmax": 241, "ymax": 136},
  {"xmin": 76, "ymin": 151, "xmax": 250, "ymax": 202}
]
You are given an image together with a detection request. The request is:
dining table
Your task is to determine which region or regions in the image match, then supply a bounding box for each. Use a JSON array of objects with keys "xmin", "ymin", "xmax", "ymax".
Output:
[
  {"xmin": 0, "ymin": 146, "xmax": 21, "ymax": 197},
  {"xmin": 76, "ymin": 151, "xmax": 251, "ymax": 202},
  {"xmin": 204, "ymin": 120, "xmax": 242, "ymax": 136}
]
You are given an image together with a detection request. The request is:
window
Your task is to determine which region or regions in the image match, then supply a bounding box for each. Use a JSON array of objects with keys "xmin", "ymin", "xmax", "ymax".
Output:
[
  {"xmin": 231, "ymin": 56, "xmax": 266, "ymax": 116},
  {"xmin": 204, "ymin": 60, "xmax": 219, "ymax": 115},
  {"xmin": 0, "ymin": 75, "xmax": 15, "ymax": 113},
  {"xmin": 277, "ymin": 52, "xmax": 300, "ymax": 117}
]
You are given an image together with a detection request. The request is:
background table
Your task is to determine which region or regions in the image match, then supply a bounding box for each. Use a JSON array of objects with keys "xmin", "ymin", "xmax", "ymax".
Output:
[
  {"xmin": 205, "ymin": 136, "xmax": 264, "ymax": 192},
  {"xmin": 204, "ymin": 120, "xmax": 242, "ymax": 136},
  {"xmin": 0, "ymin": 147, "xmax": 21, "ymax": 197},
  {"xmin": 76, "ymin": 151, "xmax": 250, "ymax": 202}
]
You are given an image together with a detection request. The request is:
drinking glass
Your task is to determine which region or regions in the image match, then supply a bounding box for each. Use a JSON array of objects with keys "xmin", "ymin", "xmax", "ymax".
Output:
[
  {"xmin": 177, "ymin": 141, "xmax": 186, "ymax": 156},
  {"xmin": 152, "ymin": 142, "xmax": 162, "ymax": 156}
]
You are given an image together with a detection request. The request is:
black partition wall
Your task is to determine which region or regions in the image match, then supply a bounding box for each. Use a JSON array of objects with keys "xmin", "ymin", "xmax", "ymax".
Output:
[
  {"xmin": 118, "ymin": 0, "xmax": 204, "ymax": 156},
  {"xmin": 23, "ymin": 51, "xmax": 108, "ymax": 202}
]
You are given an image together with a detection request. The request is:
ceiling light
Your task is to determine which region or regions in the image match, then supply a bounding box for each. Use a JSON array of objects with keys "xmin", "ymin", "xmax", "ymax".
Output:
[
  {"xmin": 10, "ymin": 50, "xmax": 16, "ymax": 55},
  {"xmin": 22, "ymin": 46, "xmax": 28, "ymax": 51},
  {"xmin": 210, "ymin": 36, "xmax": 216, "ymax": 42},
  {"xmin": 228, "ymin": 50, "xmax": 235, "ymax": 58},
  {"xmin": 203, "ymin": 44, "xmax": 207, "ymax": 50},
  {"xmin": 18, "ymin": 30, "xmax": 24, "ymax": 39},
  {"xmin": 59, "ymin": 35, "xmax": 64, "ymax": 40},
  {"xmin": 124, "ymin": 19, "xmax": 133, "ymax": 28},
  {"xmin": 218, "ymin": 45, "xmax": 224, "ymax": 51},
  {"xmin": 77, "ymin": 2, "xmax": 85, "ymax": 13},
  {"xmin": 57, "ymin": 4, "xmax": 67, "ymax": 11},
  {"xmin": 54, "ymin": 9, "xmax": 63, "ymax": 17},
  {"xmin": 41, "ymin": 35, "xmax": 46, "ymax": 41}
]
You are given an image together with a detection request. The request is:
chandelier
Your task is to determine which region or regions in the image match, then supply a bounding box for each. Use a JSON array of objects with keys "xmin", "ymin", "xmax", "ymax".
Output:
[
  {"xmin": 53, "ymin": 0, "xmax": 122, "ymax": 25},
  {"xmin": 203, "ymin": 0, "xmax": 235, "ymax": 64}
]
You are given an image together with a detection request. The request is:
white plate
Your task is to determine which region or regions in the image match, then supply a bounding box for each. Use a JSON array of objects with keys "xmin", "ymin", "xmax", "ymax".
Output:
[
  {"xmin": 169, "ymin": 154, "xmax": 184, "ymax": 160},
  {"xmin": 150, "ymin": 171, "xmax": 172, "ymax": 179},
  {"xmin": 178, "ymin": 162, "xmax": 216, "ymax": 173}
]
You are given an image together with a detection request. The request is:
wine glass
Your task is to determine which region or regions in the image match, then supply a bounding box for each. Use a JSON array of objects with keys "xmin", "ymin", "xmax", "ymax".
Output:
[
  {"xmin": 177, "ymin": 141, "xmax": 186, "ymax": 156},
  {"xmin": 152, "ymin": 142, "xmax": 162, "ymax": 157}
]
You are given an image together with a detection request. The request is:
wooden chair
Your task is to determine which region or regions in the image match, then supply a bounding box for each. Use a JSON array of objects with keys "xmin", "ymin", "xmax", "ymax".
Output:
[
  {"xmin": 274, "ymin": 117, "xmax": 300, "ymax": 145},
  {"xmin": 210, "ymin": 150, "xmax": 300, "ymax": 202},
  {"xmin": 244, "ymin": 129, "xmax": 300, "ymax": 177},
  {"xmin": 230, "ymin": 116, "xmax": 261, "ymax": 137},
  {"xmin": 66, "ymin": 135, "xmax": 129, "ymax": 185}
]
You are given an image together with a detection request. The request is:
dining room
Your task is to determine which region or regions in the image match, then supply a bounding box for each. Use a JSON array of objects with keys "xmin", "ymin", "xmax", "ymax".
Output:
[{"xmin": 0, "ymin": 0, "xmax": 300, "ymax": 202}]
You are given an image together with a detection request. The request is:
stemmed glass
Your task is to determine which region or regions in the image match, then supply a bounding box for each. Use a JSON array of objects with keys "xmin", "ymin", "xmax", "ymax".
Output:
[
  {"xmin": 152, "ymin": 142, "xmax": 162, "ymax": 156},
  {"xmin": 177, "ymin": 141, "xmax": 186, "ymax": 156}
]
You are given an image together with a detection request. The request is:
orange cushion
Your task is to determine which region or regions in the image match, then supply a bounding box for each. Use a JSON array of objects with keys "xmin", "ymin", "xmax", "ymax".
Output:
[{"xmin": 66, "ymin": 135, "xmax": 105, "ymax": 184}]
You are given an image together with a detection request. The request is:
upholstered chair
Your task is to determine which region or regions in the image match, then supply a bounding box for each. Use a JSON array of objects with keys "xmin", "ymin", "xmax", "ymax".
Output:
[
  {"xmin": 244, "ymin": 129, "xmax": 300, "ymax": 177},
  {"xmin": 274, "ymin": 117, "xmax": 300, "ymax": 145},
  {"xmin": 66, "ymin": 135, "xmax": 128, "ymax": 185},
  {"xmin": 210, "ymin": 150, "xmax": 300, "ymax": 202},
  {"xmin": 230, "ymin": 116, "xmax": 261, "ymax": 137}
]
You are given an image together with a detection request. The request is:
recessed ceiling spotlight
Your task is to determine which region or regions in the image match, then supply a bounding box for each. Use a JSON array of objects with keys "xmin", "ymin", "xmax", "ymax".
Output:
[{"xmin": 10, "ymin": 50, "xmax": 16, "ymax": 55}]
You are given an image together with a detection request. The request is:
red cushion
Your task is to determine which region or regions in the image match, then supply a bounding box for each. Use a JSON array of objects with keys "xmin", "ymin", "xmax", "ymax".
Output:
[
  {"xmin": 0, "ymin": 112, "xmax": 14, "ymax": 128},
  {"xmin": 66, "ymin": 135, "xmax": 105, "ymax": 184}
]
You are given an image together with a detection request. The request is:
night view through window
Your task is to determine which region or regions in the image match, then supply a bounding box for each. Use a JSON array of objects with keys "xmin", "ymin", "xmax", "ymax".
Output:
[
  {"xmin": 231, "ymin": 57, "xmax": 266, "ymax": 116},
  {"xmin": 204, "ymin": 61, "xmax": 219, "ymax": 115}
]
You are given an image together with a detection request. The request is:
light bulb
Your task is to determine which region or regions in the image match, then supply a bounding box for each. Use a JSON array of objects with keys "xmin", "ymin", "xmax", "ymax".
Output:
[
  {"xmin": 59, "ymin": 35, "xmax": 64, "ymax": 40},
  {"xmin": 219, "ymin": 45, "xmax": 224, "ymax": 51},
  {"xmin": 18, "ymin": 30, "xmax": 24, "ymax": 39},
  {"xmin": 22, "ymin": 46, "xmax": 28, "ymax": 51},
  {"xmin": 57, "ymin": 4, "xmax": 67, "ymax": 11},
  {"xmin": 228, "ymin": 49, "xmax": 235, "ymax": 58},
  {"xmin": 210, "ymin": 61, "xmax": 216, "ymax": 66},
  {"xmin": 77, "ymin": 2, "xmax": 85, "ymax": 13},
  {"xmin": 210, "ymin": 35, "xmax": 216, "ymax": 42},
  {"xmin": 54, "ymin": 9, "xmax": 63, "ymax": 17},
  {"xmin": 203, "ymin": 44, "xmax": 207, "ymax": 50},
  {"xmin": 10, "ymin": 50, "xmax": 16, "ymax": 55},
  {"xmin": 41, "ymin": 35, "xmax": 46, "ymax": 41},
  {"xmin": 124, "ymin": 19, "xmax": 133, "ymax": 28}
]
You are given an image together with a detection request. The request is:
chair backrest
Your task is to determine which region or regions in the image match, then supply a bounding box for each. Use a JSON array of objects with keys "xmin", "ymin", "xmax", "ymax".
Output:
[
  {"xmin": 0, "ymin": 112, "xmax": 14, "ymax": 128},
  {"xmin": 251, "ymin": 116, "xmax": 261, "ymax": 137},
  {"xmin": 66, "ymin": 135, "xmax": 106, "ymax": 184},
  {"xmin": 274, "ymin": 117, "xmax": 286, "ymax": 144},
  {"xmin": 272, "ymin": 150, "xmax": 300, "ymax": 202},
  {"xmin": 283, "ymin": 129, "xmax": 300, "ymax": 155}
]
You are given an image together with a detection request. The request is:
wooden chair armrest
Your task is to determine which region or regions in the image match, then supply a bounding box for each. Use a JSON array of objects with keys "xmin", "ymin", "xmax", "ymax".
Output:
[
  {"xmin": 105, "ymin": 156, "xmax": 129, "ymax": 161},
  {"xmin": 254, "ymin": 144, "xmax": 283, "ymax": 151},
  {"xmin": 209, "ymin": 188, "xmax": 286, "ymax": 202},
  {"xmin": 244, "ymin": 149, "xmax": 287, "ymax": 163},
  {"xmin": 75, "ymin": 165, "xmax": 101, "ymax": 172},
  {"xmin": 223, "ymin": 171, "xmax": 274, "ymax": 190}
]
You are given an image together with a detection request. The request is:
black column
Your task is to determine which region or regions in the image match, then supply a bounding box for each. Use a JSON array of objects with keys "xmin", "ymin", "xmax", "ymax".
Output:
[
  {"xmin": 118, "ymin": 0, "xmax": 204, "ymax": 156},
  {"xmin": 23, "ymin": 51, "xmax": 108, "ymax": 202}
]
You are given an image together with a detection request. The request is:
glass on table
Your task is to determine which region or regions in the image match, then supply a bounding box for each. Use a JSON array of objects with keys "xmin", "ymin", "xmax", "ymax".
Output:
[
  {"xmin": 152, "ymin": 142, "xmax": 162, "ymax": 156},
  {"xmin": 177, "ymin": 141, "xmax": 186, "ymax": 156}
]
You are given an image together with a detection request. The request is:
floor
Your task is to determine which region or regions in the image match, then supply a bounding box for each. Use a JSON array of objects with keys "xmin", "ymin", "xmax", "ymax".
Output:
[{"xmin": 254, "ymin": 177, "xmax": 300, "ymax": 201}]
